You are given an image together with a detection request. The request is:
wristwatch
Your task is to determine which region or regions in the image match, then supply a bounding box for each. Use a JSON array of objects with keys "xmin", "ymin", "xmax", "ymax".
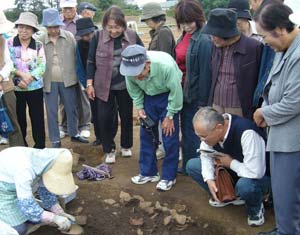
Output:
[{"xmin": 86, "ymin": 84, "xmax": 93, "ymax": 88}]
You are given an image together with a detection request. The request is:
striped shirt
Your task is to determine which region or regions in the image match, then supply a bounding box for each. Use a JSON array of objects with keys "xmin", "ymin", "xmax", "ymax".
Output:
[{"xmin": 213, "ymin": 44, "xmax": 241, "ymax": 108}]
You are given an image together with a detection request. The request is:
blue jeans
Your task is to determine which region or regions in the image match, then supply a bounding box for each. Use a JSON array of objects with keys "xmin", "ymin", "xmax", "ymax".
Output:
[
  {"xmin": 180, "ymin": 102, "xmax": 201, "ymax": 173},
  {"xmin": 186, "ymin": 158, "xmax": 271, "ymax": 216},
  {"xmin": 140, "ymin": 93, "xmax": 179, "ymax": 181}
]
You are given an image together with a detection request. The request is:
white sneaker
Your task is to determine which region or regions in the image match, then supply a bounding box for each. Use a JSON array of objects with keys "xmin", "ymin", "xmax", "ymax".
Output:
[
  {"xmin": 105, "ymin": 151, "xmax": 116, "ymax": 164},
  {"xmin": 248, "ymin": 203, "xmax": 265, "ymax": 226},
  {"xmin": 121, "ymin": 148, "xmax": 132, "ymax": 158},
  {"xmin": 208, "ymin": 197, "xmax": 245, "ymax": 207},
  {"xmin": 131, "ymin": 174, "xmax": 160, "ymax": 185},
  {"xmin": 0, "ymin": 137, "xmax": 8, "ymax": 145},
  {"xmin": 59, "ymin": 130, "xmax": 66, "ymax": 139},
  {"xmin": 80, "ymin": 130, "xmax": 90, "ymax": 138},
  {"xmin": 156, "ymin": 179, "xmax": 176, "ymax": 191}
]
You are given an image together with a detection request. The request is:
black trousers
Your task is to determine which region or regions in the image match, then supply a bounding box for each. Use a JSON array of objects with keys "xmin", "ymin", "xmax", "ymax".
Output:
[
  {"xmin": 15, "ymin": 88, "xmax": 45, "ymax": 149},
  {"xmin": 96, "ymin": 89, "xmax": 133, "ymax": 153}
]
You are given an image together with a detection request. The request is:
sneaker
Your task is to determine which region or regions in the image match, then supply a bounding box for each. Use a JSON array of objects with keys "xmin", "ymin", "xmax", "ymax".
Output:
[
  {"xmin": 131, "ymin": 174, "xmax": 160, "ymax": 185},
  {"xmin": 121, "ymin": 148, "xmax": 132, "ymax": 158},
  {"xmin": 71, "ymin": 135, "xmax": 89, "ymax": 143},
  {"xmin": 248, "ymin": 203, "xmax": 265, "ymax": 227},
  {"xmin": 156, "ymin": 179, "xmax": 176, "ymax": 191},
  {"xmin": 80, "ymin": 130, "xmax": 90, "ymax": 138},
  {"xmin": 0, "ymin": 137, "xmax": 8, "ymax": 145},
  {"xmin": 52, "ymin": 141, "xmax": 61, "ymax": 148},
  {"xmin": 105, "ymin": 151, "xmax": 116, "ymax": 164},
  {"xmin": 209, "ymin": 197, "xmax": 245, "ymax": 207},
  {"xmin": 60, "ymin": 130, "xmax": 66, "ymax": 139},
  {"xmin": 156, "ymin": 148, "xmax": 165, "ymax": 160}
]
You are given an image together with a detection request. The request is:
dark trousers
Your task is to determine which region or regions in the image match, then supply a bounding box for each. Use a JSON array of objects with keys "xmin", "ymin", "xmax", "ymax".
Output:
[
  {"xmin": 180, "ymin": 102, "xmax": 201, "ymax": 173},
  {"xmin": 270, "ymin": 151, "xmax": 300, "ymax": 235},
  {"xmin": 15, "ymin": 88, "xmax": 45, "ymax": 149},
  {"xmin": 96, "ymin": 89, "xmax": 133, "ymax": 153},
  {"xmin": 140, "ymin": 93, "xmax": 179, "ymax": 180}
]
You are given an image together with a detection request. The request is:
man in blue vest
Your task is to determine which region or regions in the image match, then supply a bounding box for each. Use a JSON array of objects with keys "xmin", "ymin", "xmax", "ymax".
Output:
[{"xmin": 186, "ymin": 106, "xmax": 270, "ymax": 226}]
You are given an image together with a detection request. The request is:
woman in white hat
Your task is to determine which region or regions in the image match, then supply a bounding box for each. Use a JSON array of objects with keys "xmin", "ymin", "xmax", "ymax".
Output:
[
  {"xmin": 0, "ymin": 10, "xmax": 25, "ymax": 147},
  {"xmin": 7, "ymin": 12, "xmax": 46, "ymax": 149},
  {"xmin": 0, "ymin": 147, "xmax": 77, "ymax": 234}
]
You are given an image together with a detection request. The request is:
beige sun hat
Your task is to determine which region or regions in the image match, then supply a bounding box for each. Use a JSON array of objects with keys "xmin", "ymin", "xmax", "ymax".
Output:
[
  {"xmin": 0, "ymin": 11, "xmax": 14, "ymax": 34},
  {"xmin": 289, "ymin": 12, "xmax": 300, "ymax": 25},
  {"xmin": 42, "ymin": 149, "xmax": 77, "ymax": 196},
  {"xmin": 15, "ymin": 12, "xmax": 39, "ymax": 32}
]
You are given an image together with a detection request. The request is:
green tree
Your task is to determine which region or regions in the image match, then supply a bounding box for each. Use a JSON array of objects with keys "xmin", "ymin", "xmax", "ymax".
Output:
[{"xmin": 199, "ymin": 0, "xmax": 229, "ymax": 17}]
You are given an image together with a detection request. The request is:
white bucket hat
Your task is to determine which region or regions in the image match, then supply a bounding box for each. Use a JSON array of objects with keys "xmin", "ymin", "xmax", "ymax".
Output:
[
  {"xmin": 0, "ymin": 11, "xmax": 14, "ymax": 34},
  {"xmin": 42, "ymin": 149, "xmax": 77, "ymax": 196},
  {"xmin": 60, "ymin": 0, "xmax": 77, "ymax": 8}
]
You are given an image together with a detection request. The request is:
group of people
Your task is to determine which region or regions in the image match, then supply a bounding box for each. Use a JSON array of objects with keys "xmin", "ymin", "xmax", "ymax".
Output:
[{"xmin": 0, "ymin": 0, "xmax": 300, "ymax": 234}]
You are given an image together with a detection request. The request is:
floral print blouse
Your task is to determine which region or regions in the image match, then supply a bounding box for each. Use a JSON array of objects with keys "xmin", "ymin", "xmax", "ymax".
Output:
[{"xmin": 7, "ymin": 36, "xmax": 46, "ymax": 91}]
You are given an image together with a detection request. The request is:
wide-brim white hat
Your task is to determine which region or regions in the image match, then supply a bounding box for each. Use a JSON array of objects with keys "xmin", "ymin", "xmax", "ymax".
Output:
[
  {"xmin": 290, "ymin": 12, "xmax": 300, "ymax": 25},
  {"xmin": 42, "ymin": 149, "xmax": 77, "ymax": 196},
  {"xmin": 0, "ymin": 11, "xmax": 14, "ymax": 34}
]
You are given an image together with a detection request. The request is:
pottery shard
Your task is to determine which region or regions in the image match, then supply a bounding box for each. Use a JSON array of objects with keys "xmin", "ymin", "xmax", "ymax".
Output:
[
  {"xmin": 139, "ymin": 201, "xmax": 152, "ymax": 209},
  {"xmin": 173, "ymin": 214, "xmax": 187, "ymax": 225},
  {"xmin": 174, "ymin": 204, "xmax": 186, "ymax": 213},
  {"xmin": 155, "ymin": 201, "xmax": 169, "ymax": 212},
  {"xmin": 104, "ymin": 199, "xmax": 116, "ymax": 205},
  {"xmin": 163, "ymin": 216, "xmax": 172, "ymax": 226},
  {"xmin": 75, "ymin": 215, "xmax": 87, "ymax": 225},
  {"xmin": 137, "ymin": 228, "xmax": 144, "ymax": 235},
  {"xmin": 144, "ymin": 207, "xmax": 155, "ymax": 215},
  {"xmin": 129, "ymin": 217, "xmax": 144, "ymax": 226},
  {"xmin": 120, "ymin": 191, "xmax": 132, "ymax": 202}
]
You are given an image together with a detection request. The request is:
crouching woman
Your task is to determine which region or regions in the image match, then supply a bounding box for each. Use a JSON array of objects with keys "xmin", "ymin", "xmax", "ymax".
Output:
[{"xmin": 0, "ymin": 147, "xmax": 77, "ymax": 234}]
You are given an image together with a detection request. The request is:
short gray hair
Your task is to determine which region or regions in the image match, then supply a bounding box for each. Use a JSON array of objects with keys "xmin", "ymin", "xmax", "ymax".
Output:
[{"xmin": 192, "ymin": 106, "xmax": 224, "ymax": 131}]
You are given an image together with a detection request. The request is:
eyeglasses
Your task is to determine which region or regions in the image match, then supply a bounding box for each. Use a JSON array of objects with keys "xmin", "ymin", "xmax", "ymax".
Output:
[{"xmin": 195, "ymin": 125, "xmax": 218, "ymax": 141}]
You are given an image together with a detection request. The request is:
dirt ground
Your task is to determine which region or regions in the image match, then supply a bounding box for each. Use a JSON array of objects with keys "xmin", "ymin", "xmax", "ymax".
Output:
[{"xmin": 1, "ymin": 19, "xmax": 276, "ymax": 235}]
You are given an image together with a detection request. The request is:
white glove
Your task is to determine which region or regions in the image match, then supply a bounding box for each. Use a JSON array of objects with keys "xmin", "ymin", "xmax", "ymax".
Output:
[
  {"xmin": 52, "ymin": 214, "xmax": 71, "ymax": 231},
  {"xmin": 59, "ymin": 212, "xmax": 76, "ymax": 223}
]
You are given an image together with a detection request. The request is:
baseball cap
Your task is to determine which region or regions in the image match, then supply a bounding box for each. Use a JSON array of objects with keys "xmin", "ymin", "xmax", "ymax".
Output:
[{"xmin": 120, "ymin": 44, "xmax": 147, "ymax": 77}]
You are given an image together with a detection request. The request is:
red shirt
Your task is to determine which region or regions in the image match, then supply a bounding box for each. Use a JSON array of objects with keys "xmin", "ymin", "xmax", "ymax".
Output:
[{"xmin": 175, "ymin": 33, "xmax": 192, "ymax": 87}]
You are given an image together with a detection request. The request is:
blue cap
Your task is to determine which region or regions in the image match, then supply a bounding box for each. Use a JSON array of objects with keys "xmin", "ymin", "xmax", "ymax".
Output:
[
  {"xmin": 120, "ymin": 44, "xmax": 147, "ymax": 77},
  {"xmin": 41, "ymin": 8, "xmax": 64, "ymax": 27}
]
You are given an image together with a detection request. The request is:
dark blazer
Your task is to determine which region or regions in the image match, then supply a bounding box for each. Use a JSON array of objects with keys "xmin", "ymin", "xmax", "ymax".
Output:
[{"xmin": 208, "ymin": 34, "xmax": 262, "ymax": 120}]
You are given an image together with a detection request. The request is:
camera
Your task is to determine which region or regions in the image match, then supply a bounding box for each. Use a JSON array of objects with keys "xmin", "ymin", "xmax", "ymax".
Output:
[
  {"xmin": 13, "ymin": 78, "xmax": 21, "ymax": 86},
  {"xmin": 139, "ymin": 116, "xmax": 155, "ymax": 129}
]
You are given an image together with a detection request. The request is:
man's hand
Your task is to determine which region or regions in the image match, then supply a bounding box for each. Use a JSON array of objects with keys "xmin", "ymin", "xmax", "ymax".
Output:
[
  {"xmin": 253, "ymin": 108, "xmax": 267, "ymax": 127},
  {"xmin": 138, "ymin": 109, "xmax": 146, "ymax": 119},
  {"xmin": 162, "ymin": 117, "xmax": 175, "ymax": 136},
  {"xmin": 214, "ymin": 153, "xmax": 233, "ymax": 168},
  {"xmin": 86, "ymin": 85, "xmax": 95, "ymax": 100},
  {"xmin": 52, "ymin": 214, "xmax": 71, "ymax": 231},
  {"xmin": 207, "ymin": 179, "xmax": 220, "ymax": 202}
]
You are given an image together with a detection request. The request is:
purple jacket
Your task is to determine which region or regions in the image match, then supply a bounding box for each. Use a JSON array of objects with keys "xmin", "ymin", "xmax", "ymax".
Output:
[
  {"xmin": 208, "ymin": 34, "xmax": 262, "ymax": 120},
  {"xmin": 90, "ymin": 29, "xmax": 140, "ymax": 102}
]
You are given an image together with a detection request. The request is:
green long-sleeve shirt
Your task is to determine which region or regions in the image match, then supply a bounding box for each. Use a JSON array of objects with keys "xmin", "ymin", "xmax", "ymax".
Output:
[{"xmin": 125, "ymin": 51, "xmax": 183, "ymax": 117}]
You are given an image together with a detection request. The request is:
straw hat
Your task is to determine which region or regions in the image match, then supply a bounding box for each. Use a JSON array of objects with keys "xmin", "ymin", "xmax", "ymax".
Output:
[
  {"xmin": 15, "ymin": 12, "xmax": 39, "ymax": 32},
  {"xmin": 0, "ymin": 11, "xmax": 14, "ymax": 34},
  {"xmin": 42, "ymin": 149, "xmax": 77, "ymax": 196}
]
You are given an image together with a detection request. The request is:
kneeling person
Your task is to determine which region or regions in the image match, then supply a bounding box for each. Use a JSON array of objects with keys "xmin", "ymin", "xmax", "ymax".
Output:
[
  {"xmin": 186, "ymin": 107, "xmax": 270, "ymax": 226},
  {"xmin": 120, "ymin": 45, "xmax": 183, "ymax": 191}
]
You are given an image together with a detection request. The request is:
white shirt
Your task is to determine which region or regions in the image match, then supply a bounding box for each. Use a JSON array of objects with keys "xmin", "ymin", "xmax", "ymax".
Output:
[
  {"xmin": 0, "ymin": 40, "xmax": 13, "ymax": 81},
  {"xmin": 201, "ymin": 114, "xmax": 266, "ymax": 182}
]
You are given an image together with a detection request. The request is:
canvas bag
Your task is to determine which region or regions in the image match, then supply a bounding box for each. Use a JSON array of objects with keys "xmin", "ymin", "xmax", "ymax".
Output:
[
  {"xmin": 215, "ymin": 165, "xmax": 236, "ymax": 202},
  {"xmin": 0, "ymin": 98, "xmax": 14, "ymax": 134}
]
